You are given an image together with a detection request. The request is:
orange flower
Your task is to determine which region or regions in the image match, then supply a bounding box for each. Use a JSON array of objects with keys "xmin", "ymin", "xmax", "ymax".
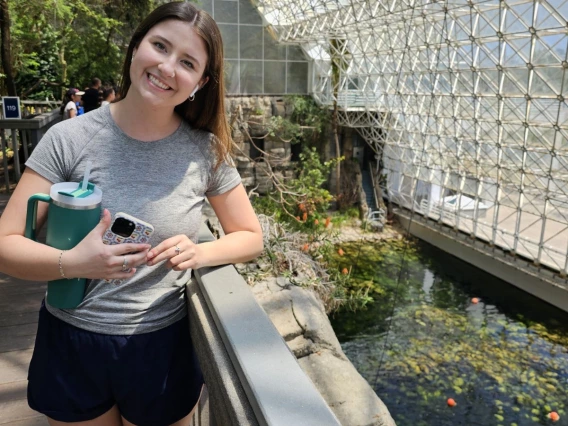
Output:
[
  {"xmin": 549, "ymin": 412, "xmax": 560, "ymax": 422},
  {"xmin": 338, "ymin": 248, "xmax": 345, "ymax": 256},
  {"xmin": 325, "ymin": 217, "xmax": 331, "ymax": 227},
  {"xmin": 341, "ymin": 267, "xmax": 349, "ymax": 275},
  {"xmin": 298, "ymin": 203, "xmax": 306, "ymax": 212},
  {"xmin": 471, "ymin": 297, "xmax": 480, "ymax": 304},
  {"xmin": 447, "ymin": 398, "xmax": 456, "ymax": 407},
  {"xmin": 301, "ymin": 243, "xmax": 309, "ymax": 252},
  {"xmin": 314, "ymin": 219, "xmax": 320, "ymax": 225},
  {"xmin": 302, "ymin": 212, "xmax": 308, "ymax": 221}
]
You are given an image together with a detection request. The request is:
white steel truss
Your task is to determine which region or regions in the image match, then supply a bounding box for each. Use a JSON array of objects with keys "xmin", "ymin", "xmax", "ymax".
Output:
[{"xmin": 253, "ymin": 0, "xmax": 568, "ymax": 274}]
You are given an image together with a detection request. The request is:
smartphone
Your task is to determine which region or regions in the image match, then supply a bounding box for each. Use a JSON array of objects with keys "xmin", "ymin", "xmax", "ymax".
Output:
[
  {"xmin": 102, "ymin": 212, "xmax": 154, "ymax": 284},
  {"xmin": 102, "ymin": 212, "xmax": 154, "ymax": 246}
]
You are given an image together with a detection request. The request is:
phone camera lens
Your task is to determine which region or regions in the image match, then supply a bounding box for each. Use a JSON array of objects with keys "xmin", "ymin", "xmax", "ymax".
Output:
[{"xmin": 111, "ymin": 217, "xmax": 136, "ymax": 238}]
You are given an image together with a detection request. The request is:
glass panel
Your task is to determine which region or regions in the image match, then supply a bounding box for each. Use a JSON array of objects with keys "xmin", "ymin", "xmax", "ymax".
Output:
[
  {"xmin": 240, "ymin": 61, "xmax": 263, "ymax": 94},
  {"xmin": 218, "ymin": 24, "xmax": 238, "ymax": 59},
  {"xmin": 199, "ymin": 0, "xmax": 213, "ymax": 14},
  {"xmin": 287, "ymin": 45, "xmax": 306, "ymax": 61},
  {"xmin": 239, "ymin": 0, "xmax": 263, "ymax": 25},
  {"xmin": 240, "ymin": 25, "xmax": 263, "ymax": 60},
  {"xmin": 224, "ymin": 60, "xmax": 239, "ymax": 94},
  {"xmin": 264, "ymin": 61, "xmax": 286, "ymax": 94},
  {"xmin": 215, "ymin": 0, "xmax": 238, "ymax": 23},
  {"xmin": 264, "ymin": 28, "xmax": 286, "ymax": 60},
  {"xmin": 287, "ymin": 62, "xmax": 308, "ymax": 93}
]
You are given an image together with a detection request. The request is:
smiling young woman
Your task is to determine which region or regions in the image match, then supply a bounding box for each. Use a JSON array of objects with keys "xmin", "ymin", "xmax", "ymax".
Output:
[{"xmin": 0, "ymin": 2, "xmax": 263, "ymax": 426}]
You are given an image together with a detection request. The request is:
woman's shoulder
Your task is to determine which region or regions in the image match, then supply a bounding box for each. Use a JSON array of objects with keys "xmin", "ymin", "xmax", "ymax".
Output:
[
  {"xmin": 64, "ymin": 101, "xmax": 76, "ymax": 109},
  {"xmin": 51, "ymin": 106, "xmax": 108, "ymax": 137},
  {"xmin": 180, "ymin": 124, "xmax": 214, "ymax": 153}
]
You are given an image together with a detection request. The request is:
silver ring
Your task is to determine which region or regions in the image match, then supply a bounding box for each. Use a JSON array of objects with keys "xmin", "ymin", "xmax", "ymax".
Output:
[
  {"xmin": 122, "ymin": 256, "xmax": 129, "ymax": 272},
  {"xmin": 175, "ymin": 245, "xmax": 181, "ymax": 255}
]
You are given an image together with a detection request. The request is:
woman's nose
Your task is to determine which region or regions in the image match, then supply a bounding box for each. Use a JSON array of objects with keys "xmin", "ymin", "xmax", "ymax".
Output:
[{"xmin": 158, "ymin": 60, "xmax": 176, "ymax": 78}]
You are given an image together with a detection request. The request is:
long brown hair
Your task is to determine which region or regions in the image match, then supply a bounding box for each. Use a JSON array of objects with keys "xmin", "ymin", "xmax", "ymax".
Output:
[{"xmin": 118, "ymin": 1, "xmax": 232, "ymax": 166}]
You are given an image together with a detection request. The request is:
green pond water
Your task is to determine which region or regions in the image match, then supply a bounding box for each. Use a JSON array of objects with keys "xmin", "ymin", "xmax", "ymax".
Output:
[{"xmin": 329, "ymin": 239, "xmax": 568, "ymax": 426}]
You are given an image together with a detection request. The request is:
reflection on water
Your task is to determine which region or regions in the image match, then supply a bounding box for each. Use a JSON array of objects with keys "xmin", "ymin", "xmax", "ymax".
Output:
[{"xmin": 330, "ymin": 240, "xmax": 568, "ymax": 426}]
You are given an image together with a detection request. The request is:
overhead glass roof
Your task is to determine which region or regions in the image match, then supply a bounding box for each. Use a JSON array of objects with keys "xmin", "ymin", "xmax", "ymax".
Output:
[{"xmin": 253, "ymin": 0, "xmax": 568, "ymax": 277}]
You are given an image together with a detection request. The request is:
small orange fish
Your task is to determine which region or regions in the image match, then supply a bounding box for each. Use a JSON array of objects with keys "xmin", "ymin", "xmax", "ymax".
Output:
[
  {"xmin": 338, "ymin": 248, "xmax": 345, "ymax": 256},
  {"xmin": 447, "ymin": 398, "xmax": 456, "ymax": 407},
  {"xmin": 471, "ymin": 297, "xmax": 480, "ymax": 304},
  {"xmin": 549, "ymin": 412, "xmax": 560, "ymax": 422}
]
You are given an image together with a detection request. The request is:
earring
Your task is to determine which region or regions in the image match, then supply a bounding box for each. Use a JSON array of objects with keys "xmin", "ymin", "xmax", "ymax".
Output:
[{"xmin": 188, "ymin": 84, "xmax": 199, "ymax": 101}]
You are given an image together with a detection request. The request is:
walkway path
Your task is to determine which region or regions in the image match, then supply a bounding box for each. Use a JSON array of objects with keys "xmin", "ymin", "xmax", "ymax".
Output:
[{"xmin": 0, "ymin": 194, "xmax": 48, "ymax": 425}]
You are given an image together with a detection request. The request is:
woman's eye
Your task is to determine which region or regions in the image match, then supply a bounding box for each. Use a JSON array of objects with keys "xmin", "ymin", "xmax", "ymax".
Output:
[
  {"xmin": 182, "ymin": 60, "xmax": 194, "ymax": 69},
  {"xmin": 154, "ymin": 42, "xmax": 166, "ymax": 50}
]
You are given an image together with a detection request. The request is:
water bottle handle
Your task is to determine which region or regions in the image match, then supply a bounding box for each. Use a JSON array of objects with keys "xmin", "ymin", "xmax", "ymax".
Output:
[{"xmin": 25, "ymin": 194, "xmax": 51, "ymax": 241}]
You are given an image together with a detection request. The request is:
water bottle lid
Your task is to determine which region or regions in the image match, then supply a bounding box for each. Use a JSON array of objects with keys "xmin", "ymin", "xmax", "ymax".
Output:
[{"xmin": 51, "ymin": 182, "xmax": 102, "ymax": 207}]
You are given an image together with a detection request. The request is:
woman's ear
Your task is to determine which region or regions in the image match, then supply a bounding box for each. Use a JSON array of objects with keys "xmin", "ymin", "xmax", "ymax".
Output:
[{"xmin": 200, "ymin": 76, "xmax": 210, "ymax": 88}]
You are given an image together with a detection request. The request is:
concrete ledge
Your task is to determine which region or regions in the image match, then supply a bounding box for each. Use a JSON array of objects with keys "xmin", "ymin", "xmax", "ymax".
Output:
[
  {"xmin": 396, "ymin": 209, "xmax": 568, "ymax": 313},
  {"xmin": 189, "ymin": 224, "xmax": 341, "ymax": 426},
  {"xmin": 187, "ymin": 278, "xmax": 258, "ymax": 425}
]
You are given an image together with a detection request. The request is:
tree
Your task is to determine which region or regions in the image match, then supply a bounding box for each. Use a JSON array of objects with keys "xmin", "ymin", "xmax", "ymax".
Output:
[
  {"xmin": 2, "ymin": 0, "xmax": 159, "ymax": 100},
  {"xmin": 329, "ymin": 37, "xmax": 350, "ymax": 201},
  {"xmin": 0, "ymin": 0, "xmax": 16, "ymax": 96}
]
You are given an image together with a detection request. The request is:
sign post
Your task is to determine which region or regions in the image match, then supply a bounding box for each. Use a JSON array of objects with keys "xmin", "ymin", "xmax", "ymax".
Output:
[
  {"xmin": 1, "ymin": 96, "xmax": 22, "ymax": 181},
  {"xmin": 2, "ymin": 96, "xmax": 21, "ymax": 119}
]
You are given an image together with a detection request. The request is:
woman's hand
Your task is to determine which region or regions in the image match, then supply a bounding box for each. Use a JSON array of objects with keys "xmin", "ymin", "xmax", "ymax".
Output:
[
  {"xmin": 64, "ymin": 209, "xmax": 151, "ymax": 280},
  {"xmin": 146, "ymin": 235, "xmax": 203, "ymax": 271}
]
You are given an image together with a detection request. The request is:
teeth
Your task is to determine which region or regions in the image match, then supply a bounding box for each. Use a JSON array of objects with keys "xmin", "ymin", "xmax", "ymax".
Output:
[{"xmin": 148, "ymin": 74, "xmax": 170, "ymax": 90}]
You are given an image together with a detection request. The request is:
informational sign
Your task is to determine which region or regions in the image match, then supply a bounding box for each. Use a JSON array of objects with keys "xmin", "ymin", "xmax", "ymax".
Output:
[{"xmin": 2, "ymin": 96, "xmax": 21, "ymax": 119}]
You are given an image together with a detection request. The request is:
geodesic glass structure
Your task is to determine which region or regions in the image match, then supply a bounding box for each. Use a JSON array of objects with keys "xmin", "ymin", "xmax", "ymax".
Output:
[{"xmin": 252, "ymin": 0, "xmax": 568, "ymax": 275}]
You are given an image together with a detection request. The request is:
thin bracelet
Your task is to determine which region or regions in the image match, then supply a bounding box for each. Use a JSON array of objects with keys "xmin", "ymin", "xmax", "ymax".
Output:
[{"xmin": 58, "ymin": 250, "xmax": 67, "ymax": 278}]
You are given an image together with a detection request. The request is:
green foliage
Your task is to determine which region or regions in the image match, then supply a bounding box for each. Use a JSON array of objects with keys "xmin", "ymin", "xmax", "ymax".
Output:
[
  {"xmin": 14, "ymin": 25, "xmax": 61, "ymax": 100},
  {"xmin": 4, "ymin": 0, "xmax": 159, "ymax": 99},
  {"xmin": 286, "ymin": 95, "xmax": 329, "ymax": 135},
  {"xmin": 253, "ymin": 146, "xmax": 340, "ymax": 230},
  {"xmin": 264, "ymin": 96, "xmax": 330, "ymax": 145}
]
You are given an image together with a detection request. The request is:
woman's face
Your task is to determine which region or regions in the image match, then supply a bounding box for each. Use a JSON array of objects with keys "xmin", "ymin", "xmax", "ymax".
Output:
[
  {"xmin": 130, "ymin": 19, "xmax": 209, "ymax": 109},
  {"xmin": 72, "ymin": 94, "xmax": 82, "ymax": 103}
]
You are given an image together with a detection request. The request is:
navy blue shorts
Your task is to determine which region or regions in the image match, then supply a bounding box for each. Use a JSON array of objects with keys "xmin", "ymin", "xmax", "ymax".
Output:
[{"xmin": 27, "ymin": 301, "xmax": 203, "ymax": 425}]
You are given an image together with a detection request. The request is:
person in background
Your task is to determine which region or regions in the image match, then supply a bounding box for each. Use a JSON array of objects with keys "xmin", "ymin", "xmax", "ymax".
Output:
[
  {"xmin": 82, "ymin": 77, "xmax": 102, "ymax": 112},
  {"xmin": 100, "ymin": 85, "xmax": 115, "ymax": 106},
  {"xmin": 60, "ymin": 88, "xmax": 84, "ymax": 119},
  {"xmin": 0, "ymin": 2, "xmax": 262, "ymax": 425},
  {"xmin": 113, "ymin": 85, "xmax": 122, "ymax": 102}
]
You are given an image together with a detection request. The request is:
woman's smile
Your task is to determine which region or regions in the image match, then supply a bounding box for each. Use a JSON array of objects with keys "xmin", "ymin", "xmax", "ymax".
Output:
[{"xmin": 147, "ymin": 73, "xmax": 172, "ymax": 91}]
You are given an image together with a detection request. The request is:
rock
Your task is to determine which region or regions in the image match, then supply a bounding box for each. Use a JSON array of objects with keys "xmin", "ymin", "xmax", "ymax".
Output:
[
  {"xmin": 251, "ymin": 281, "xmax": 396, "ymax": 425},
  {"xmin": 287, "ymin": 334, "xmax": 316, "ymax": 358},
  {"xmin": 299, "ymin": 351, "xmax": 396, "ymax": 426},
  {"xmin": 257, "ymin": 288, "xmax": 304, "ymax": 340}
]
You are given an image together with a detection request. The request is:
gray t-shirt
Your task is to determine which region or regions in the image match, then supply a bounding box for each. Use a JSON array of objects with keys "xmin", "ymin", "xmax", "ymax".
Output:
[{"xmin": 26, "ymin": 105, "xmax": 241, "ymax": 335}]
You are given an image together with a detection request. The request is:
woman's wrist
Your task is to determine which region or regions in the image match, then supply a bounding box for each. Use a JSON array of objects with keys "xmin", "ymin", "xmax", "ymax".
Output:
[{"xmin": 58, "ymin": 250, "xmax": 68, "ymax": 278}]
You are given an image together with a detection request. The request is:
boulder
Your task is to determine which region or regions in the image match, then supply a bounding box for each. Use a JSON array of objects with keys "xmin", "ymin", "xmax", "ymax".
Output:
[{"xmin": 253, "ymin": 280, "xmax": 396, "ymax": 426}]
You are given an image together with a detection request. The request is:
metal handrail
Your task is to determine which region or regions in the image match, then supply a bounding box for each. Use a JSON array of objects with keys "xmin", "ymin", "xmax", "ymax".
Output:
[{"xmin": 0, "ymin": 108, "xmax": 61, "ymax": 192}]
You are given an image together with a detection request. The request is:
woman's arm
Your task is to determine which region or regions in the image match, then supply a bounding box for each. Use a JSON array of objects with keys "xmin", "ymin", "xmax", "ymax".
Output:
[
  {"xmin": 202, "ymin": 183, "xmax": 263, "ymax": 266},
  {"xmin": 0, "ymin": 169, "xmax": 150, "ymax": 281},
  {"xmin": 147, "ymin": 183, "xmax": 263, "ymax": 270},
  {"xmin": 69, "ymin": 108, "xmax": 77, "ymax": 118}
]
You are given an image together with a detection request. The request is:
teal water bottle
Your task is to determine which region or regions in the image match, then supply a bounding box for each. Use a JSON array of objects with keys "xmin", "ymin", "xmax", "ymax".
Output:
[{"xmin": 25, "ymin": 181, "xmax": 102, "ymax": 308}]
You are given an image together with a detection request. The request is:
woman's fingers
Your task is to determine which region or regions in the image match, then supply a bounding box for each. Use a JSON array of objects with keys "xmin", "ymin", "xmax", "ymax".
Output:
[
  {"xmin": 147, "ymin": 236, "xmax": 193, "ymax": 266},
  {"xmin": 111, "ymin": 243, "xmax": 151, "ymax": 256}
]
